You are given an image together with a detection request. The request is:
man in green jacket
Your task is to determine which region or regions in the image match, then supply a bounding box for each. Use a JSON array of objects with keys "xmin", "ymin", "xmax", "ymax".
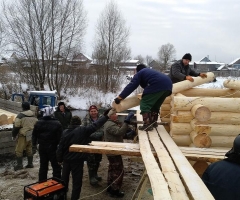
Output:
[{"xmin": 12, "ymin": 102, "xmax": 38, "ymax": 171}]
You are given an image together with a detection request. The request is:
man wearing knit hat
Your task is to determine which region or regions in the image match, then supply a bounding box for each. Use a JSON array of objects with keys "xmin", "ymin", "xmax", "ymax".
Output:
[
  {"xmin": 54, "ymin": 102, "xmax": 72, "ymax": 129},
  {"xmin": 114, "ymin": 63, "xmax": 172, "ymax": 131},
  {"xmin": 32, "ymin": 106, "xmax": 62, "ymax": 181},
  {"xmin": 168, "ymin": 53, "xmax": 207, "ymax": 83},
  {"xmin": 82, "ymin": 105, "xmax": 104, "ymax": 186}
]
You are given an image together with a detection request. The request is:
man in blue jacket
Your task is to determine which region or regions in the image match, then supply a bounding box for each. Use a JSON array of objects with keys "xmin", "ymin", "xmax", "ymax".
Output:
[
  {"xmin": 114, "ymin": 64, "xmax": 172, "ymax": 131},
  {"xmin": 202, "ymin": 134, "xmax": 240, "ymax": 200}
]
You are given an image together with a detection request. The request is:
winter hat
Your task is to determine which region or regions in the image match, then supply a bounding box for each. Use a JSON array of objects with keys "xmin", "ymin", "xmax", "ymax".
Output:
[
  {"xmin": 41, "ymin": 106, "xmax": 55, "ymax": 117},
  {"xmin": 136, "ymin": 64, "xmax": 147, "ymax": 72},
  {"xmin": 89, "ymin": 105, "xmax": 98, "ymax": 112},
  {"xmin": 70, "ymin": 116, "xmax": 81, "ymax": 125},
  {"xmin": 22, "ymin": 102, "xmax": 30, "ymax": 111},
  {"xmin": 182, "ymin": 53, "xmax": 192, "ymax": 61},
  {"xmin": 58, "ymin": 102, "xmax": 65, "ymax": 107}
]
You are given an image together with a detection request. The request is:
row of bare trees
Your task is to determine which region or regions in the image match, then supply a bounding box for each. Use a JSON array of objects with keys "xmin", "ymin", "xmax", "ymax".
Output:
[{"xmin": 0, "ymin": 0, "xmax": 177, "ymax": 99}]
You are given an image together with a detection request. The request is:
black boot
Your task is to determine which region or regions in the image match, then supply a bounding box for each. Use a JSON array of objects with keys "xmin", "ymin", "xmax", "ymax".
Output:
[
  {"xmin": 109, "ymin": 189, "xmax": 125, "ymax": 198},
  {"xmin": 151, "ymin": 112, "xmax": 159, "ymax": 128},
  {"xmin": 88, "ymin": 170, "xmax": 98, "ymax": 185},
  {"xmin": 139, "ymin": 113, "xmax": 153, "ymax": 131},
  {"xmin": 25, "ymin": 156, "xmax": 34, "ymax": 168},
  {"xmin": 14, "ymin": 157, "xmax": 23, "ymax": 171},
  {"xmin": 95, "ymin": 163, "xmax": 102, "ymax": 181}
]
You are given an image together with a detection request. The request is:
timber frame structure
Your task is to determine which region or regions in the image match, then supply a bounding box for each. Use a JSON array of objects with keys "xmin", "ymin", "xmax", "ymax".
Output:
[{"xmin": 70, "ymin": 72, "xmax": 240, "ymax": 199}]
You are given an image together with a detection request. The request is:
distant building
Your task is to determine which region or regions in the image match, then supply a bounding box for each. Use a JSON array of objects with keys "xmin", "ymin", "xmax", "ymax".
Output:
[
  {"xmin": 118, "ymin": 59, "xmax": 140, "ymax": 74},
  {"xmin": 228, "ymin": 57, "xmax": 240, "ymax": 69},
  {"xmin": 193, "ymin": 56, "xmax": 225, "ymax": 72}
]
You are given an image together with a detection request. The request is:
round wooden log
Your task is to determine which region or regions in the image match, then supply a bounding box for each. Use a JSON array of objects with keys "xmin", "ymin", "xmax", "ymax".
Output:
[
  {"xmin": 163, "ymin": 96, "xmax": 172, "ymax": 104},
  {"xmin": 172, "ymin": 111, "xmax": 240, "ymax": 124},
  {"xmin": 190, "ymin": 131, "xmax": 212, "ymax": 148},
  {"xmin": 171, "ymin": 135, "xmax": 192, "ymax": 146},
  {"xmin": 192, "ymin": 161, "xmax": 209, "ymax": 178},
  {"xmin": 210, "ymin": 136, "xmax": 235, "ymax": 148},
  {"xmin": 173, "ymin": 96, "xmax": 240, "ymax": 112},
  {"xmin": 172, "ymin": 72, "xmax": 215, "ymax": 94},
  {"xmin": 191, "ymin": 104, "xmax": 211, "ymax": 122},
  {"xmin": 181, "ymin": 88, "xmax": 240, "ymax": 98},
  {"xmin": 160, "ymin": 110, "xmax": 171, "ymax": 118},
  {"xmin": 112, "ymin": 95, "xmax": 140, "ymax": 112},
  {"xmin": 0, "ymin": 114, "xmax": 8, "ymax": 125},
  {"xmin": 190, "ymin": 119, "xmax": 211, "ymax": 134},
  {"xmin": 209, "ymin": 124, "xmax": 240, "ymax": 136},
  {"xmin": 170, "ymin": 122, "xmax": 192, "ymax": 135},
  {"xmin": 161, "ymin": 103, "xmax": 171, "ymax": 111},
  {"xmin": 223, "ymin": 79, "xmax": 240, "ymax": 90}
]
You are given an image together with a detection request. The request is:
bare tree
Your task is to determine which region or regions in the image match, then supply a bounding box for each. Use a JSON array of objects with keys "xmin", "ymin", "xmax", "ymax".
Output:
[
  {"xmin": 145, "ymin": 55, "xmax": 153, "ymax": 65},
  {"xmin": 134, "ymin": 55, "xmax": 145, "ymax": 63},
  {"xmin": 2, "ymin": 0, "xmax": 87, "ymax": 97},
  {"xmin": 92, "ymin": 1, "xmax": 131, "ymax": 92},
  {"xmin": 158, "ymin": 43, "xmax": 176, "ymax": 71}
]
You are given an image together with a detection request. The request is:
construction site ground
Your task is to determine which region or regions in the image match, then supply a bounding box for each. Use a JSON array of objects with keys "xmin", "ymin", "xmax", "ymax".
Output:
[{"xmin": 0, "ymin": 151, "xmax": 153, "ymax": 200}]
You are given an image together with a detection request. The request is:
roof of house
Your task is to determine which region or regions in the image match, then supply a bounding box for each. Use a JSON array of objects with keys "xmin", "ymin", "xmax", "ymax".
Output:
[
  {"xmin": 199, "ymin": 56, "xmax": 211, "ymax": 62},
  {"xmin": 229, "ymin": 57, "xmax": 240, "ymax": 65}
]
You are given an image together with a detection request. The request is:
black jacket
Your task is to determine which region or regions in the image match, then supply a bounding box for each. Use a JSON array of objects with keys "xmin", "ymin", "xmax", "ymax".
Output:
[
  {"xmin": 32, "ymin": 116, "xmax": 63, "ymax": 150},
  {"xmin": 202, "ymin": 159, "xmax": 240, "ymax": 200},
  {"xmin": 168, "ymin": 60, "xmax": 200, "ymax": 83},
  {"xmin": 56, "ymin": 115, "xmax": 109, "ymax": 163},
  {"xmin": 54, "ymin": 108, "xmax": 72, "ymax": 129}
]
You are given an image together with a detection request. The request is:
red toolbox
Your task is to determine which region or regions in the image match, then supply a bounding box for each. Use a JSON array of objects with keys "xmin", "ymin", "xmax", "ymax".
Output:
[{"xmin": 24, "ymin": 177, "xmax": 66, "ymax": 200}]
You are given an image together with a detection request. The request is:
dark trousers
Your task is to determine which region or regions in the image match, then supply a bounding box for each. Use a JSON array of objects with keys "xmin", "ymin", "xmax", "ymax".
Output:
[
  {"xmin": 62, "ymin": 161, "xmax": 84, "ymax": 200},
  {"xmin": 87, "ymin": 153, "xmax": 102, "ymax": 170},
  {"xmin": 107, "ymin": 155, "xmax": 124, "ymax": 191},
  {"xmin": 39, "ymin": 146, "xmax": 62, "ymax": 181},
  {"xmin": 140, "ymin": 90, "xmax": 171, "ymax": 114}
]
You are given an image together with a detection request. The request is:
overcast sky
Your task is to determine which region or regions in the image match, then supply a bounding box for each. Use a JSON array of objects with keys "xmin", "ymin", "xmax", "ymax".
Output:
[{"xmin": 83, "ymin": 0, "xmax": 240, "ymax": 63}]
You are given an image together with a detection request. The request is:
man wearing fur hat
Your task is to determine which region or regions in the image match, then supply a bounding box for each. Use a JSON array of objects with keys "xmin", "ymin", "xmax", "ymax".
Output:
[
  {"xmin": 114, "ymin": 63, "xmax": 172, "ymax": 131},
  {"xmin": 202, "ymin": 134, "xmax": 240, "ymax": 199},
  {"xmin": 168, "ymin": 53, "xmax": 207, "ymax": 83},
  {"xmin": 12, "ymin": 102, "xmax": 38, "ymax": 171},
  {"xmin": 32, "ymin": 106, "xmax": 62, "ymax": 181},
  {"xmin": 54, "ymin": 102, "xmax": 72, "ymax": 129},
  {"xmin": 82, "ymin": 105, "xmax": 104, "ymax": 186}
]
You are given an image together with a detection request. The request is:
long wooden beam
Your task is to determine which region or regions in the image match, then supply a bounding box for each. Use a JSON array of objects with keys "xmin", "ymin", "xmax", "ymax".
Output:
[{"xmin": 157, "ymin": 125, "xmax": 214, "ymax": 199}]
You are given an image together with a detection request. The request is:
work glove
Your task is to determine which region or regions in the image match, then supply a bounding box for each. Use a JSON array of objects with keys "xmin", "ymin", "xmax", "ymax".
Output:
[
  {"xmin": 199, "ymin": 73, "xmax": 207, "ymax": 78},
  {"xmin": 126, "ymin": 130, "xmax": 136, "ymax": 139},
  {"xmin": 32, "ymin": 145, "xmax": 37, "ymax": 155},
  {"xmin": 185, "ymin": 75, "xmax": 194, "ymax": 82},
  {"xmin": 124, "ymin": 112, "xmax": 135, "ymax": 124},
  {"xmin": 114, "ymin": 97, "xmax": 122, "ymax": 104},
  {"xmin": 104, "ymin": 108, "xmax": 116, "ymax": 117}
]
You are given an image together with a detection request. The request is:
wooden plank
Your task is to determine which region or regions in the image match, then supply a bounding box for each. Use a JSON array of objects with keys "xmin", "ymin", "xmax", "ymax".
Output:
[
  {"xmin": 148, "ymin": 127, "xmax": 189, "ymax": 199},
  {"xmin": 156, "ymin": 125, "xmax": 214, "ymax": 200},
  {"xmin": 69, "ymin": 144, "xmax": 157, "ymax": 157},
  {"xmin": 136, "ymin": 112, "xmax": 172, "ymax": 200}
]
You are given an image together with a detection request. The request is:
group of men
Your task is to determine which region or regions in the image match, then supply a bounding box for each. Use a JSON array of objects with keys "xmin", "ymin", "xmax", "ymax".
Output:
[{"xmin": 12, "ymin": 53, "xmax": 238, "ymax": 200}]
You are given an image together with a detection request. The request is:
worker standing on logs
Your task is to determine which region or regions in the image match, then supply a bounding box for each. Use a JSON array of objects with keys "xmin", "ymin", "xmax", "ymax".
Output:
[
  {"xmin": 168, "ymin": 53, "xmax": 207, "ymax": 83},
  {"xmin": 202, "ymin": 134, "xmax": 240, "ymax": 200},
  {"xmin": 114, "ymin": 64, "xmax": 172, "ymax": 131}
]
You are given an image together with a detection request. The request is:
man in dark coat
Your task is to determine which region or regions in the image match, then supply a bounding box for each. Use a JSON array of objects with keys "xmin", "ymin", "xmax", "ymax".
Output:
[
  {"xmin": 32, "ymin": 106, "xmax": 63, "ymax": 181},
  {"xmin": 56, "ymin": 109, "xmax": 116, "ymax": 200},
  {"xmin": 168, "ymin": 53, "xmax": 207, "ymax": 83},
  {"xmin": 202, "ymin": 134, "xmax": 240, "ymax": 200},
  {"xmin": 54, "ymin": 102, "xmax": 72, "ymax": 129},
  {"xmin": 114, "ymin": 64, "xmax": 172, "ymax": 131}
]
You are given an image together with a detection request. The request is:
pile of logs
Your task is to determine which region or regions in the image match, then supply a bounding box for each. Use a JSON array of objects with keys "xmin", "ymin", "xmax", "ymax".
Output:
[{"xmin": 0, "ymin": 109, "xmax": 16, "ymax": 125}]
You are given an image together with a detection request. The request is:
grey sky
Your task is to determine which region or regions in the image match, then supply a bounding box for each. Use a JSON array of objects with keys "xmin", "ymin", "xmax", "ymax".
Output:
[{"xmin": 84, "ymin": 0, "xmax": 240, "ymax": 63}]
